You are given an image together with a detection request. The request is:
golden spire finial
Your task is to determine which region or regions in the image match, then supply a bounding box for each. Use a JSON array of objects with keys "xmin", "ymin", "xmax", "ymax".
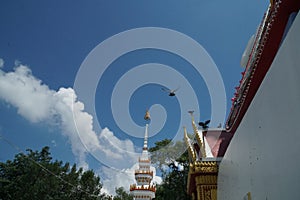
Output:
[
  {"xmin": 188, "ymin": 111, "xmax": 198, "ymax": 136},
  {"xmin": 144, "ymin": 109, "xmax": 151, "ymax": 121}
]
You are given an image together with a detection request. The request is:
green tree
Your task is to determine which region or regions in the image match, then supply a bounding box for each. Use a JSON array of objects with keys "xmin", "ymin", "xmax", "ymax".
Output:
[
  {"xmin": 0, "ymin": 146, "xmax": 103, "ymax": 200},
  {"xmin": 149, "ymin": 139, "xmax": 191, "ymax": 200},
  {"xmin": 113, "ymin": 187, "xmax": 133, "ymax": 200}
]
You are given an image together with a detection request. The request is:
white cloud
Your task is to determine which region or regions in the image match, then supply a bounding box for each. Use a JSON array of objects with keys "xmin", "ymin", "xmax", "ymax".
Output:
[
  {"xmin": 100, "ymin": 165, "xmax": 136, "ymax": 195},
  {"xmin": 151, "ymin": 166, "xmax": 162, "ymax": 185},
  {"xmin": 0, "ymin": 64, "xmax": 150, "ymax": 193},
  {"xmin": 0, "ymin": 66, "xmax": 55, "ymax": 122},
  {"xmin": 0, "ymin": 58, "xmax": 4, "ymax": 68}
]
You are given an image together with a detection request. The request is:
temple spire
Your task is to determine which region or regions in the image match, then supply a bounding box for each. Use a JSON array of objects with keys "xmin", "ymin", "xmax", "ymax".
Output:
[
  {"xmin": 130, "ymin": 109, "xmax": 156, "ymax": 199},
  {"xmin": 143, "ymin": 124, "xmax": 149, "ymax": 150}
]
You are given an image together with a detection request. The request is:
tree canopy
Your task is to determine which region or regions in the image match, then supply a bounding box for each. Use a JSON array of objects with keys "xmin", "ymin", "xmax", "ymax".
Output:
[
  {"xmin": 0, "ymin": 146, "xmax": 103, "ymax": 200},
  {"xmin": 149, "ymin": 138, "xmax": 191, "ymax": 200},
  {"xmin": 0, "ymin": 139, "xmax": 192, "ymax": 200}
]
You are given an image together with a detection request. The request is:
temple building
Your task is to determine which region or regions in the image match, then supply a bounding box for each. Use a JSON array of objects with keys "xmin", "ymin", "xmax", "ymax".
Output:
[
  {"xmin": 186, "ymin": 1, "xmax": 300, "ymax": 199},
  {"xmin": 184, "ymin": 112, "xmax": 232, "ymax": 200},
  {"xmin": 130, "ymin": 118, "xmax": 156, "ymax": 200}
]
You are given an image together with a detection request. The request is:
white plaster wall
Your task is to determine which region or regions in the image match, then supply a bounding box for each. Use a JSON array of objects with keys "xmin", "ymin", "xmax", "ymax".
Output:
[{"xmin": 218, "ymin": 12, "xmax": 300, "ymax": 200}]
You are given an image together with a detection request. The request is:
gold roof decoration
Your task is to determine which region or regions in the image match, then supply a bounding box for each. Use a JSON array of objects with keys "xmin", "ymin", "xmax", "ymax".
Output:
[
  {"xmin": 195, "ymin": 130, "xmax": 207, "ymax": 158},
  {"xmin": 189, "ymin": 111, "xmax": 207, "ymax": 158},
  {"xmin": 184, "ymin": 126, "xmax": 196, "ymax": 162}
]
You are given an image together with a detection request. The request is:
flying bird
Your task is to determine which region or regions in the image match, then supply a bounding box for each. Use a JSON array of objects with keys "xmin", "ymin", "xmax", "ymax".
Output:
[
  {"xmin": 198, "ymin": 120, "xmax": 211, "ymax": 129},
  {"xmin": 161, "ymin": 87, "xmax": 180, "ymax": 96}
]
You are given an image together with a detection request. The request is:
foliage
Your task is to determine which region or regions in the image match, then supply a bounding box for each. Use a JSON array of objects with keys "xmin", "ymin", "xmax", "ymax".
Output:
[
  {"xmin": 149, "ymin": 139, "xmax": 191, "ymax": 200},
  {"xmin": 0, "ymin": 146, "xmax": 103, "ymax": 200},
  {"xmin": 113, "ymin": 187, "xmax": 133, "ymax": 200},
  {"xmin": 149, "ymin": 139, "xmax": 186, "ymax": 171}
]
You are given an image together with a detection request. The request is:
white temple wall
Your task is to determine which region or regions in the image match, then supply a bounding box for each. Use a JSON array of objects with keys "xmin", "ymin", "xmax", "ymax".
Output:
[{"xmin": 218, "ymin": 12, "xmax": 300, "ymax": 200}]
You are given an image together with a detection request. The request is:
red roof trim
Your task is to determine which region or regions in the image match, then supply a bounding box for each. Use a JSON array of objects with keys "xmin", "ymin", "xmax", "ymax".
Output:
[{"xmin": 226, "ymin": 0, "xmax": 300, "ymax": 134}]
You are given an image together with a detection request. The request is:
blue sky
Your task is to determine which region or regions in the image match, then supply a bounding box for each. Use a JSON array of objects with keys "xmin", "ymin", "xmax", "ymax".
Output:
[{"xmin": 0, "ymin": 0, "xmax": 269, "ymax": 194}]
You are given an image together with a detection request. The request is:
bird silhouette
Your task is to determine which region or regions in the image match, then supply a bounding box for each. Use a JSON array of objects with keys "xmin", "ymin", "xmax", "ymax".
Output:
[
  {"xmin": 161, "ymin": 87, "xmax": 180, "ymax": 96},
  {"xmin": 198, "ymin": 120, "xmax": 210, "ymax": 129}
]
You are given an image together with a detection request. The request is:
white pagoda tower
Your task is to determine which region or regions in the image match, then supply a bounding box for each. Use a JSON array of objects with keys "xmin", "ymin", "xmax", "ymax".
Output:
[{"xmin": 130, "ymin": 111, "xmax": 156, "ymax": 200}]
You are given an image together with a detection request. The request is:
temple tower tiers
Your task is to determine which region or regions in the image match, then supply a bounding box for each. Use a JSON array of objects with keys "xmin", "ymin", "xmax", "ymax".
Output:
[{"xmin": 130, "ymin": 123, "xmax": 156, "ymax": 200}]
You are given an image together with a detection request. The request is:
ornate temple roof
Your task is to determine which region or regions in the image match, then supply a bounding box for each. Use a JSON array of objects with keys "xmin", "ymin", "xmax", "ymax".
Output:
[
  {"xmin": 226, "ymin": 0, "xmax": 300, "ymax": 134},
  {"xmin": 185, "ymin": 112, "xmax": 233, "ymax": 161}
]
